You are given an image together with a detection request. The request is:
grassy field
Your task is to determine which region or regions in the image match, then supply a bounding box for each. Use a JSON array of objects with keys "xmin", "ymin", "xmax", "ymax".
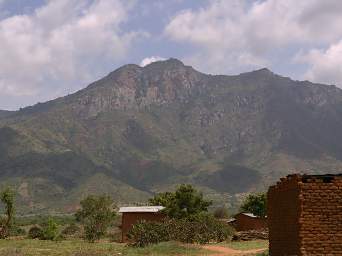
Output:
[
  {"xmin": 0, "ymin": 239, "xmax": 210, "ymax": 256},
  {"xmin": 221, "ymin": 240, "xmax": 269, "ymax": 251}
]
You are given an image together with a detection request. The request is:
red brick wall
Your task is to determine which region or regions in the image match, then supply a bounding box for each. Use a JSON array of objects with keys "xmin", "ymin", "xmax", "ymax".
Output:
[
  {"xmin": 121, "ymin": 212, "xmax": 165, "ymax": 242},
  {"xmin": 268, "ymin": 175, "xmax": 302, "ymax": 255},
  {"xmin": 234, "ymin": 213, "xmax": 267, "ymax": 231},
  {"xmin": 299, "ymin": 176, "xmax": 342, "ymax": 255},
  {"xmin": 268, "ymin": 174, "xmax": 342, "ymax": 256}
]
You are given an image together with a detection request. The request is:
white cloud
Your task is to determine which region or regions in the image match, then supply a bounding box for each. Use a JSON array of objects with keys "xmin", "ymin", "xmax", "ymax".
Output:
[
  {"xmin": 0, "ymin": 0, "xmax": 144, "ymax": 108},
  {"xmin": 165, "ymin": 0, "xmax": 342, "ymax": 75},
  {"xmin": 297, "ymin": 41, "xmax": 342, "ymax": 87},
  {"xmin": 140, "ymin": 56, "xmax": 166, "ymax": 66}
]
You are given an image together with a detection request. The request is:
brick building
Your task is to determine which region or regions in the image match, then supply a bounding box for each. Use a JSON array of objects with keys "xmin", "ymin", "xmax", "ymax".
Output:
[
  {"xmin": 228, "ymin": 212, "xmax": 267, "ymax": 231},
  {"xmin": 119, "ymin": 206, "xmax": 165, "ymax": 242},
  {"xmin": 268, "ymin": 174, "xmax": 342, "ymax": 255}
]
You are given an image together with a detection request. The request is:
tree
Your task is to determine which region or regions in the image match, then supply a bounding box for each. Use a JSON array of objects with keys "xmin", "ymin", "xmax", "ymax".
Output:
[
  {"xmin": 240, "ymin": 192, "xmax": 267, "ymax": 217},
  {"xmin": 75, "ymin": 195, "xmax": 116, "ymax": 242},
  {"xmin": 149, "ymin": 184, "xmax": 212, "ymax": 219},
  {"xmin": 0, "ymin": 188, "xmax": 15, "ymax": 238}
]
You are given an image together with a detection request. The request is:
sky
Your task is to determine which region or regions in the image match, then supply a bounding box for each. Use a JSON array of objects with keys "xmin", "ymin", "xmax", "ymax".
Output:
[{"xmin": 1, "ymin": 0, "xmax": 342, "ymax": 110}]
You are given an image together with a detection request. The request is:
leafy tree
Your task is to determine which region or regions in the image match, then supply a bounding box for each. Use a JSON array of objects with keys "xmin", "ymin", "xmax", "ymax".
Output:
[
  {"xmin": 240, "ymin": 192, "xmax": 267, "ymax": 217},
  {"xmin": 0, "ymin": 188, "xmax": 15, "ymax": 238},
  {"xmin": 75, "ymin": 195, "xmax": 116, "ymax": 242},
  {"xmin": 149, "ymin": 184, "xmax": 212, "ymax": 219}
]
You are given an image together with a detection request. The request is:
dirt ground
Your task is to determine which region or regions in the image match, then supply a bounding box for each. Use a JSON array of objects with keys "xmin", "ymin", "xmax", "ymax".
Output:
[{"xmin": 202, "ymin": 245, "xmax": 267, "ymax": 256}]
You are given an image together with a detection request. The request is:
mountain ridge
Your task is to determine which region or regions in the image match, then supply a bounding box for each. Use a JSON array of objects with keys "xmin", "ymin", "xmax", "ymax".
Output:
[{"xmin": 1, "ymin": 58, "xmax": 342, "ymax": 213}]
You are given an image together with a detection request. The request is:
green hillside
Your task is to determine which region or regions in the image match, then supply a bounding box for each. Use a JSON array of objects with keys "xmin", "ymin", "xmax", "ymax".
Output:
[{"xmin": 1, "ymin": 59, "xmax": 342, "ymax": 213}]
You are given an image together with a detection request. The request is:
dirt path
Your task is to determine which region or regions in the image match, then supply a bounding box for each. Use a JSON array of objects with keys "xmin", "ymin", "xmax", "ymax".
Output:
[{"xmin": 202, "ymin": 245, "xmax": 267, "ymax": 256}]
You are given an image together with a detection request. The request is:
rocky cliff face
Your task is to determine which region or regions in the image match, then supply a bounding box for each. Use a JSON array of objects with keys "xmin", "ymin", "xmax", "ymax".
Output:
[{"xmin": 1, "ymin": 58, "xmax": 342, "ymax": 213}]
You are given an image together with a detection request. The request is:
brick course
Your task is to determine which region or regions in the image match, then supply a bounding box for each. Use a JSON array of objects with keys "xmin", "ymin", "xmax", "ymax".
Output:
[{"xmin": 268, "ymin": 174, "xmax": 342, "ymax": 256}]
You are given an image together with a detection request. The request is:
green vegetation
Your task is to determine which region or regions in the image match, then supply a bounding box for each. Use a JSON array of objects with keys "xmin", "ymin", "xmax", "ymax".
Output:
[
  {"xmin": 149, "ymin": 184, "xmax": 212, "ymax": 219},
  {"xmin": 62, "ymin": 223, "xmax": 81, "ymax": 236},
  {"xmin": 221, "ymin": 240, "xmax": 268, "ymax": 251},
  {"xmin": 0, "ymin": 239, "xmax": 207, "ymax": 256},
  {"xmin": 15, "ymin": 215, "xmax": 75, "ymax": 227},
  {"xmin": 0, "ymin": 188, "xmax": 15, "ymax": 238},
  {"xmin": 129, "ymin": 185, "xmax": 232, "ymax": 247},
  {"xmin": 75, "ymin": 195, "xmax": 116, "ymax": 242},
  {"xmin": 41, "ymin": 218, "xmax": 59, "ymax": 240},
  {"xmin": 240, "ymin": 193, "xmax": 267, "ymax": 217},
  {"xmin": 28, "ymin": 226, "xmax": 43, "ymax": 239}
]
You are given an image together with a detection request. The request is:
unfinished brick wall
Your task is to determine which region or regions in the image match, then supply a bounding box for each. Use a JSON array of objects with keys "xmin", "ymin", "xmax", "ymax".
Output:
[{"xmin": 268, "ymin": 174, "xmax": 342, "ymax": 256}]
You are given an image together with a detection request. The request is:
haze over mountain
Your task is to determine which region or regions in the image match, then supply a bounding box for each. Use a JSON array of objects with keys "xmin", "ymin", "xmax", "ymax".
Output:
[{"xmin": 1, "ymin": 58, "xmax": 342, "ymax": 213}]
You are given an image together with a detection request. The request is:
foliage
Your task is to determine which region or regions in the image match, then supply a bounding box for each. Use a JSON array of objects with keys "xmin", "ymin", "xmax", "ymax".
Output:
[
  {"xmin": 75, "ymin": 195, "xmax": 116, "ymax": 242},
  {"xmin": 173, "ymin": 213, "xmax": 233, "ymax": 244},
  {"xmin": 0, "ymin": 239, "xmax": 204, "ymax": 256},
  {"xmin": 149, "ymin": 184, "xmax": 212, "ymax": 219},
  {"xmin": 127, "ymin": 221, "xmax": 169, "ymax": 247},
  {"xmin": 0, "ymin": 188, "xmax": 15, "ymax": 238},
  {"xmin": 128, "ymin": 213, "xmax": 233, "ymax": 247},
  {"xmin": 240, "ymin": 193, "xmax": 267, "ymax": 217},
  {"xmin": 41, "ymin": 218, "xmax": 59, "ymax": 240},
  {"xmin": 213, "ymin": 206, "xmax": 229, "ymax": 219},
  {"xmin": 28, "ymin": 226, "xmax": 43, "ymax": 239},
  {"xmin": 62, "ymin": 223, "xmax": 81, "ymax": 236},
  {"xmin": 9, "ymin": 226, "xmax": 26, "ymax": 236},
  {"xmin": 16, "ymin": 215, "xmax": 75, "ymax": 227}
]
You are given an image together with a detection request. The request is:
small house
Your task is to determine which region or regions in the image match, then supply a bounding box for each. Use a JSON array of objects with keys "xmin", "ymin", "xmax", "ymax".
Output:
[
  {"xmin": 228, "ymin": 212, "xmax": 267, "ymax": 231},
  {"xmin": 119, "ymin": 206, "xmax": 165, "ymax": 242}
]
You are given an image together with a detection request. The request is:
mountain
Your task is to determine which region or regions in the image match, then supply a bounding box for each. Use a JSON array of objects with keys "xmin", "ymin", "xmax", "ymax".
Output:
[
  {"xmin": 1, "ymin": 58, "xmax": 342, "ymax": 213},
  {"xmin": 0, "ymin": 110, "xmax": 13, "ymax": 119}
]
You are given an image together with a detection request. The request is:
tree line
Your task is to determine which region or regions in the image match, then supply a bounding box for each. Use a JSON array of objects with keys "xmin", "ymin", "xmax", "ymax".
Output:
[{"xmin": 0, "ymin": 184, "xmax": 266, "ymax": 245}]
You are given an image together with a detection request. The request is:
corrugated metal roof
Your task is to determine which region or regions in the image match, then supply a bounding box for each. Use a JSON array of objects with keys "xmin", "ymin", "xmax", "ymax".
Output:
[
  {"xmin": 241, "ymin": 212, "xmax": 258, "ymax": 218},
  {"xmin": 119, "ymin": 206, "xmax": 165, "ymax": 213}
]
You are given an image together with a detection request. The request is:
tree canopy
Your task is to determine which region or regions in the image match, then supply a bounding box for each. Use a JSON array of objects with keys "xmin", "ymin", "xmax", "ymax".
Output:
[
  {"xmin": 75, "ymin": 195, "xmax": 116, "ymax": 242},
  {"xmin": 149, "ymin": 184, "xmax": 212, "ymax": 219},
  {"xmin": 240, "ymin": 192, "xmax": 267, "ymax": 217}
]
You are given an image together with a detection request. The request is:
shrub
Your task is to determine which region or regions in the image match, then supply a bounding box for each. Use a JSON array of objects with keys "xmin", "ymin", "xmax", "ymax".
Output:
[
  {"xmin": 9, "ymin": 226, "xmax": 26, "ymax": 236},
  {"xmin": 41, "ymin": 218, "xmax": 59, "ymax": 240},
  {"xmin": 128, "ymin": 214, "xmax": 233, "ymax": 247},
  {"xmin": 28, "ymin": 226, "xmax": 43, "ymax": 239},
  {"xmin": 62, "ymin": 223, "xmax": 81, "ymax": 236},
  {"xmin": 171, "ymin": 213, "xmax": 233, "ymax": 244},
  {"xmin": 127, "ymin": 221, "xmax": 169, "ymax": 247}
]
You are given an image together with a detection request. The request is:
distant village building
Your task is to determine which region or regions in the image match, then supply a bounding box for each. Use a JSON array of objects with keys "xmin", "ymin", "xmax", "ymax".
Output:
[
  {"xmin": 228, "ymin": 212, "xmax": 267, "ymax": 231},
  {"xmin": 119, "ymin": 206, "xmax": 165, "ymax": 242},
  {"xmin": 268, "ymin": 174, "xmax": 342, "ymax": 255}
]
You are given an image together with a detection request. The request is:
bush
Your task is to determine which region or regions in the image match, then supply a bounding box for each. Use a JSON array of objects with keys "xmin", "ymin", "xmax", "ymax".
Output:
[
  {"xmin": 171, "ymin": 213, "xmax": 233, "ymax": 244},
  {"xmin": 62, "ymin": 223, "xmax": 81, "ymax": 236},
  {"xmin": 41, "ymin": 218, "xmax": 59, "ymax": 240},
  {"xmin": 128, "ymin": 214, "xmax": 234, "ymax": 247},
  {"xmin": 9, "ymin": 226, "xmax": 26, "ymax": 236},
  {"xmin": 127, "ymin": 221, "xmax": 169, "ymax": 247},
  {"xmin": 28, "ymin": 226, "xmax": 43, "ymax": 239}
]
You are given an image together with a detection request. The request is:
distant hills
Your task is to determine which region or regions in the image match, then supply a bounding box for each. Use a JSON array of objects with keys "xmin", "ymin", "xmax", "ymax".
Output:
[{"xmin": 1, "ymin": 58, "xmax": 342, "ymax": 213}]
